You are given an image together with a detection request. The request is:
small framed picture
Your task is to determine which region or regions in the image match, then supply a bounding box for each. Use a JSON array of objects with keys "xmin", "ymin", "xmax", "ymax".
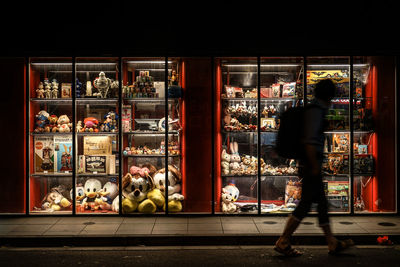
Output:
[
  {"xmin": 61, "ymin": 83, "xmax": 71, "ymax": 98},
  {"xmin": 261, "ymin": 118, "xmax": 276, "ymax": 129}
]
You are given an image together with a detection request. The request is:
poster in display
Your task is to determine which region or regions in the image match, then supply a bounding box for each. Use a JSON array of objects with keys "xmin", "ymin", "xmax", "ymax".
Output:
[
  {"xmin": 34, "ymin": 136, "xmax": 54, "ymax": 173},
  {"xmin": 54, "ymin": 135, "xmax": 73, "ymax": 172},
  {"xmin": 307, "ymin": 70, "xmax": 350, "ymax": 84}
]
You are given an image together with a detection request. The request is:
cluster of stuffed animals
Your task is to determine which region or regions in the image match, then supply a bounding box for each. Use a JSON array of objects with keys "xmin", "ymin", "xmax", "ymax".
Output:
[
  {"xmin": 34, "ymin": 110, "xmax": 72, "ymax": 133},
  {"xmin": 74, "ymin": 179, "xmax": 119, "ymax": 212},
  {"xmin": 221, "ymin": 142, "xmax": 265, "ymax": 176},
  {"xmin": 121, "ymin": 164, "xmax": 184, "ymax": 213},
  {"xmin": 221, "ymin": 142, "xmax": 297, "ymax": 176},
  {"xmin": 76, "ymin": 111, "xmax": 119, "ymax": 133},
  {"xmin": 34, "ymin": 185, "xmax": 72, "ymax": 212}
]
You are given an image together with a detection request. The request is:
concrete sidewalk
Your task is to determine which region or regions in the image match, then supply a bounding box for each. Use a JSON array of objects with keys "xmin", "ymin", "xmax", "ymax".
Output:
[{"xmin": 1, "ymin": 216, "xmax": 399, "ymax": 247}]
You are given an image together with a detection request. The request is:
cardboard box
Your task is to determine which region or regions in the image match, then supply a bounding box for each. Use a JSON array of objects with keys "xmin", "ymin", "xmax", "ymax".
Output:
[
  {"xmin": 34, "ymin": 136, "xmax": 54, "ymax": 173},
  {"xmin": 83, "ymin": 136, "xmax": 112, "ymax": 155}
]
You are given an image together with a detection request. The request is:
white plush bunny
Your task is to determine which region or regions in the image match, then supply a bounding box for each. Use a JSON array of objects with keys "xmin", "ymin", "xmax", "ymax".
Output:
[{"xmin": 230, "ymin": 142, "xmax": 241, "ymax": 163}]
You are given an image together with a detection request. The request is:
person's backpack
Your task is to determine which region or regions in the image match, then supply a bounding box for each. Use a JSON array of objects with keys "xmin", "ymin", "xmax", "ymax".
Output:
[{"xmin": 276, "ymin": 104, "xmax": 318, "ymax": 159}]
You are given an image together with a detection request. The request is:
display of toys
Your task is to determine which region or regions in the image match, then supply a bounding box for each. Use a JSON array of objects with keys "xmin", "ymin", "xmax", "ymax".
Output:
[
  {"xmin": 123, "ymin": 140, "xmax": 180, "ymax": 156},
  {"xmin": 35, "ymin": 79, "xmax": 60, "ymax": 99},
  {"xmin": 100, "ymin": 111, "xmax": 119, "ymax": 132},
  {"xmin": 34, "ymin": 111, "xmax": 72, "ymax": 133},
  {"xmin": 221, "ymin": 142, "xmax": 297, "ymax": 176},
  {"xmin": 123, "ymin": 71, "xmax": 158, "ymax": 98}
]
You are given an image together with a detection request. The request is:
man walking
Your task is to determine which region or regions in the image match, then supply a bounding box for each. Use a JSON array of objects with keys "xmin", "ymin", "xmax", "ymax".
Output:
[{"xmin": 274, "ymin": 79, "xmax": 354, "ymax": 256}]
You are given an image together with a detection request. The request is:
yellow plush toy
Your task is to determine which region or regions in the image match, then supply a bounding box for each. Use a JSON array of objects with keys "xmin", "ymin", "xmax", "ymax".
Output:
[
  {"xmin": 138, "ymin": 199, "xmax": 157, "ymax": 213},
  {"xmin": 147, "ymin": 189, "xmax": 165, "ymax": 208},
  {"xmin": 122, "ymin": 198, "xmax": 138, "ymax": 213}
]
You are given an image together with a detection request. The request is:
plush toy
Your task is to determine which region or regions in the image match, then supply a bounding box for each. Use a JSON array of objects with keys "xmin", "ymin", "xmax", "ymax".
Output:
[
  {"xmin": 70, "ymin": 184, "xmax": 85, "ymax": 205},
  {"xmin": 58, "ymin": 115, "xmax": 72, "ymax": 132},
  {"xmin": 82, "ymin": 117, "xmax": 99, "ymax": 132},
  {"xmin": 229, "ymin": 142, "xmax": 241, "ymax": 175},
  {"xmin": 221, "ymin": 149, "xmax": 230, "ymax": 175},
  {"xmin": 221, "ymin": 182, "xmax": 239, "ymax": 213},
  {"xmin": 41, "ymin": 185, "xmax": 71, "ymax": 212},
  {"xmin": 82, "ymin": 178, "xmax": 102, "ymax": 211},
  {"xmin": 98, "ymin": 180, "xmax": 119, "ymax": 210},
  {"xmin": 152, "ymin": 165, "xmax": 184, "ymax": 212},
  {"xmin": 121, "ymin": 165, "xmax": 156, "ymax": 213},
  {"xmin": 48, "ymin": 115, "xmax": 58, "ymax": 132},
  {"xmin": 34, "ymin": 110, "xmax": 49, "ymax": 132}
]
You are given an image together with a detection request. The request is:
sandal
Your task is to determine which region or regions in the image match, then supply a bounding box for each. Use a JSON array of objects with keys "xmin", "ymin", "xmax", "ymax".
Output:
[
  {"xmin": 328, "ymin": 239, "xmax": 354, "ymax": 255},
  {"xmin": 274, "ymin": 244, "xmax": 303, "ymax": 257}
]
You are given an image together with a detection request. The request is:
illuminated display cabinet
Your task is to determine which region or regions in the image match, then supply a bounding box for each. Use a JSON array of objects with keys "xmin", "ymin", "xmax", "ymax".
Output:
[{"xmin": 6, "ymin": 56, "xmax": 396, "ymax": 215}]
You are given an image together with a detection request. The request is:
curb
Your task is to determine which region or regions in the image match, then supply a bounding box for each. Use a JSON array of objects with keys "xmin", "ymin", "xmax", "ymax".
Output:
[{"xmin": 1, "ymin": 234, "xmax": 399, "ymax": 247}]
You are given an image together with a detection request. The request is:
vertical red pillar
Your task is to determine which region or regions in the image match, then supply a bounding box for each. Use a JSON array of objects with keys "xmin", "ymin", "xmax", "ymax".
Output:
[{"xmin": 0, "ymin": 58, "xmax": 26, "ymax": 213}]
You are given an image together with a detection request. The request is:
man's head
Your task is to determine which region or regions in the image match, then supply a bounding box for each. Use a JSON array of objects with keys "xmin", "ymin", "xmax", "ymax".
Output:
[{"xmin": 314, "ymin": 79, "xmax": 336, "ymax": 102}]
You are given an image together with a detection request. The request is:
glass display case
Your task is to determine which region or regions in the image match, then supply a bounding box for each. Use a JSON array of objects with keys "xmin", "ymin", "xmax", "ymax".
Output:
[
  {"xmin": 307, "ymin": 57, "xmax": 351, "ymax": 213},
  {"xmin": 259, "ymin": 57, "xmax": 303, "ymax": 214},
  {"xmin": 29, "ymin": 58, "xmax": 73, "ymax": 214},
  {"xmin": 121, "ymin": 58, "xmax": 184, "ymax": 214},
  {"xmin": 74, "ymin": 58, "xmax": 120, "ymax": 214},
  {"xmin": 215, "ymin": 58, "xmax": 259, "ymax": 214}
]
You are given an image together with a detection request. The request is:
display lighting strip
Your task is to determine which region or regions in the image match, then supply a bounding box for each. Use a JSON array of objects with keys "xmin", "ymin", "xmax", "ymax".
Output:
[
  {"xmin": 125, "ymin": 61, "xmax": 172, "ymax": 64},
  {"xmin": 222, "ymin": 64, "xmax": 300, "ymax": 67}
]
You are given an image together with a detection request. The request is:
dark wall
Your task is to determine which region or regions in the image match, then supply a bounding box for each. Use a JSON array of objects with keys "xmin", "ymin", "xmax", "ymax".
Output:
[{"xmin": 0, "ymin": 58, "xmax": 26, "ymax": 213}]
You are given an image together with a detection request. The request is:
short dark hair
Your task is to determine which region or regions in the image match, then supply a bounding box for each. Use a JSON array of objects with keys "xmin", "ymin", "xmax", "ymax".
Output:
[{"xmin": 314, "ymin": 79, "xmax": 336, "ymax": 101}]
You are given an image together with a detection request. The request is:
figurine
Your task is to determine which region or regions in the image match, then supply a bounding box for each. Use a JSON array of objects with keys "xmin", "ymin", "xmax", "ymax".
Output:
[
  {"xmin": 44, "ymin": 82, "xmax": 51, "ymax": 98},
  {"xmin": 93, "ymin": 72, "xmax": 112, "ymax": 98},
  {"xmin": 76, "ymin": 120, "xmax": 83, "ymax": 132},
  {"xmin": 86, "ymin": 81, "xmax": 92, "ymax": 97},
  {"xmin": 82, "ymin": 117, "xmax": 99, "ymax": 132},
  {"xmin": 100, "ymin": 111, "xmax": 118, "ymax": 132},
  {"xmin": 76, "ymin": 78, "xmax": 82, "ymax": 98},
  {"xmin": 36, "ymin": 82, "xmax": 45, "ymax": 98},
  {"xmin": 51, "ymin": 79, "xmax": 59, "ymax": 98},
  {"xmin": 169, "ymin": 69, "xmax": 179, "ymax": 86}
]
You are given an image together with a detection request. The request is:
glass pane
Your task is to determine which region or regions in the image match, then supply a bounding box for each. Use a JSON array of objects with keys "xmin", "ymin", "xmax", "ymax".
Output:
[
  {"xmin": 29, "ymin": 57, "xmax": 73, "ymax": 214},
  {"xmin": 260, "ymin": 57, "xmax": 303, "ymax": 214},
  {"xmin": 215, "ymin": 58, "xmax": 258, "ymax": 214},
  {"xmin": 75, "ymin": 58, "xmax": 119, "ymax": 214},
  {"xmin": 166, "ymin": 58, "xmax": 184, "ymax": 213},
  {"xmin": 307, "ymin": 56, "xmax": 350, "ymax": 213},
  {"xmin": 353, "ymin": 56, "xmax": 396, "ymax": 213},
  {"xmin": 121, "ymin": 57, "xmax": 166, "ymax": 214}
]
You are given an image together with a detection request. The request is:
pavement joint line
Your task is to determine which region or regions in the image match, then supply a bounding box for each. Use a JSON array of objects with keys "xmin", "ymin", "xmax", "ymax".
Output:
[{"xmin": 1, "ymin": 245, "xmax": 399, "ymax": 251}]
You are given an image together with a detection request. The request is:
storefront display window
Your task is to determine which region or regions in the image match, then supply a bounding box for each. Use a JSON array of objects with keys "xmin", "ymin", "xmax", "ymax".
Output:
[{"xmin": 20, "ymin": 56, "xmax": 397, "ymax": 215}]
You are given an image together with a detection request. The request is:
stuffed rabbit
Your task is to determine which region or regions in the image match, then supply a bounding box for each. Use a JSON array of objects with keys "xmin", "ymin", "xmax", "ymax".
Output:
[{"xmin": 230, "ymin": 142, "xmax": 241, "ymax": 163}]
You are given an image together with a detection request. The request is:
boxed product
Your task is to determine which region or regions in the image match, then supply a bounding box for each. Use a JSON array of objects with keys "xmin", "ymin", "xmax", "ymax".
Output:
[
  {"xmin": 61, "ymin": 83, "xmax": 71, "ymax": 98},
  {"xmin": 271, "ymin": 83, "xmax": 281, "ymax": 97},
  {"xmin": 54, "ymin": 135, "xmax": 73, "ymax": 172},
  {"xmin": 34, "ymin": 136, "xmax": 55, "ymax": 173},
  {"xmin": 354, "ymin": 155, "xmax": 374, "ymax": 174},
  {"xmin": 282, "ymin": 82, "xmax": 296, "ymax": 97},
  {"xmin": 332, "ymin": 133, "xmax": 349, "ymax": 152},
  {"xmin": 83, "ymin": 136, "xmax": 112, "ymax": 155},
  {"xmin": 122, "ymin": 105, "xmax": 132, "ymax": 132}
]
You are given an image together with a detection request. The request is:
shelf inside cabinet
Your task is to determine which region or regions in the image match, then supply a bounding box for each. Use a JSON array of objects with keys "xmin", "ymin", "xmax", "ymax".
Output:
[
  {"xmin": 30, "ymin": 98, "xmax": 72, "ymax": 104},
  {"xmin": 75, "ymin": 98, "xmax": 119, "ymax": 104},
  {"xmin": 31, "ymin": 132, "xmax": 73, "ymax": 136},
  {"xmin": 124, "ymin": 154, "xmax": 180, "ymax": 158},
  {"xmin": 31, "ymin": 173, "xmax": 72, "ymax": 177},
  {"xmin": 76, "ymin": 173, "xmax": 118, "ymax": 177},
  {"xmin": 222, "ymin": 97, "xmax": 297, "ymax": 102},
  {"xmin": 76, "ymin": 132, "xmax": 119, "ymax": 136},
  {"xmin": 124, "ymin": 98, "xmax": 179, "ymax": 103},
  {"xmin": 124, "ymin": 131, "xmax": 179, "ymax": 136}
]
